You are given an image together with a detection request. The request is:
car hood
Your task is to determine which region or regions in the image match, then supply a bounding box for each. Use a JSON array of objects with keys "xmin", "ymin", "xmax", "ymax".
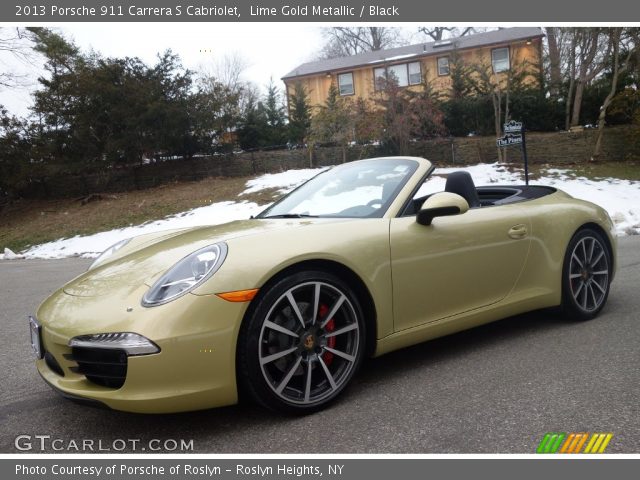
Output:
[{"xmin": 63, "ymin": 218, "xmax": 345, "ymax": 297}]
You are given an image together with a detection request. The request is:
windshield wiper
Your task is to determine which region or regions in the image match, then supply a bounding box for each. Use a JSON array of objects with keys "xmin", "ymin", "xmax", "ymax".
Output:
[{"xmin": 261, "ymin": 213, "xmax": 319, "ymax": 219}]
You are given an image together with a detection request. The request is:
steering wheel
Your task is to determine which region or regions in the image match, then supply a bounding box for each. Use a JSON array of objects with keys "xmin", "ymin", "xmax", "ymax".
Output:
[{"xmin": 367, "ymin": 199, "xmax": 383, "ymax": 208}]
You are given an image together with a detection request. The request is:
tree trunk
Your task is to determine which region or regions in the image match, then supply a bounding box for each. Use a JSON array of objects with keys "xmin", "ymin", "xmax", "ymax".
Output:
[
  {"xmin": 570, "ymin": 80, "xmax": 585, "ymax": 127},
  {"xmin": 504, "ymin": 73, "xmax": 511, "ymax": 163},
  {"xmin": 492, "ymin": 91, "xmax": 503, "ymax": 162},
  {"xmin": 564, "ymin": 35, "xmax": 577, "ymax": 130},
  {"xmin": 571, "ymin": 29, "xmax": 608, "ymax": 128},
  {"xmin": 594, "ymin": 29, "xmax": 632, "ymax": 160},
  {"xmin": 546, "ymin": 27, "xmax": 563, "ymax": 98}
]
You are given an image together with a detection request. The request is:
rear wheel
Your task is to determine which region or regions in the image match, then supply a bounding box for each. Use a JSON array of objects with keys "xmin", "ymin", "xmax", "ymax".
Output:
[
  {"xmin": 561, "ymin": 228, "xmax": 612, "ymax": 321},
  {"xmin": 237, "ymin": 271, "xmax": 365, "ymax": 414}
]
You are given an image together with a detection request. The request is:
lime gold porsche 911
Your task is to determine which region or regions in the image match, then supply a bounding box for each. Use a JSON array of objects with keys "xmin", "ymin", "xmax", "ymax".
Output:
[{"xmin": 31, "ymin": 157, "xmax": 616, "ymax": 414}]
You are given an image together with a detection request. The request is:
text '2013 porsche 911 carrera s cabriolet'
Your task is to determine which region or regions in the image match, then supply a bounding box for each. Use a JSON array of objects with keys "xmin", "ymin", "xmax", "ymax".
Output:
[{"xmin": 30, "ymin": 157, "xmax": 616, "ymax": 414}]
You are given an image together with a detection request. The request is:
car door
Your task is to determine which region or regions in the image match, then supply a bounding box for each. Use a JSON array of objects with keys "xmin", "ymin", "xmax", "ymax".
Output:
[{"xmin": 389, "ymin": 203, "xmax": 531, "ymax": 331}]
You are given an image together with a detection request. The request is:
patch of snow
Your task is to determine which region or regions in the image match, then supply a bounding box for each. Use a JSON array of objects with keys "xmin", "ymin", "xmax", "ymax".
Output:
[
  {"xmin": 3, "ymin": 248, "xmax": 24, "ymax": 260},
  {"xmin": 368, "ymin": 53, "xmax": 419, "ymax": 64},
  {"xmin": 6, "ymin": 162, "xmax": 640, "ymax": 260},
  {"xmin": 21, "ymin": 201, "xmax": 265, "ymax": 260}
]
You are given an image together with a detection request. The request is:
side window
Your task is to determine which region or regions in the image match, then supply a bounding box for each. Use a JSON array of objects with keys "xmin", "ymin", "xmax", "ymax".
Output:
[
  {"xmin": 388, "ymin": 64, "xmax": 408, "ymax": 87},
  {"xmin": 492, "ymin": 47, "xmax": 510, "ymax": 73},
  {"xmin": 374, "ymin": 67, "xmax": 386, "ymax": 90},
  {"xmin": 408, "ymin": 62, "xmax": 422, "ymax": 84},
  {"xmin": 437, "ymin": 57, "xmax": 450, "ymax": 76},
  {"xmin": 338, "ymin": 72, "xmax": 354, "ymax": 96}
]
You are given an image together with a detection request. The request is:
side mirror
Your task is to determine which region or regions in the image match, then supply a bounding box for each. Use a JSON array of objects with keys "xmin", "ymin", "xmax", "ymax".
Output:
[{"xmin": 417, "ymin": 192, "xmax": 470, "ymax": 226}]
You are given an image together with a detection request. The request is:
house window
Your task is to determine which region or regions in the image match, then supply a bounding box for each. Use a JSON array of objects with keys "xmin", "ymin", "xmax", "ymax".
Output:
[
  {"xmin": 338, "ymin": 72, "xmax": 354, "ymax": 96},
  {"xmin": 388, "ymin": 64, "xmax": 409, "ymax": 87},
  {"xmin": 492, "ymin": 47, "xmax": 510, "ymax": 73},
  {"xmin": 374, "ymin": 67, "xmax": 386, "ymax": 90},
  {"xmin": 374, "ymin": 61, "xmax": 422, "ymax": 89},
  {"xmin": 408, "ymin": 62, "xmax": 422, "ymax": 84},
  {"xmin": 437, "ymin": 57, "xmax": 450, "ymax": 76}
]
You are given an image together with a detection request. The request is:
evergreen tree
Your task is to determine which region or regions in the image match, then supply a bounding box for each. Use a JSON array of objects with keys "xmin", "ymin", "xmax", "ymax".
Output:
[
  {"xmin": 237, "ymin": 97, "xmax": 268, "ymax": 150},
  {"xmin": 263, "ymin": 79, "xmax": 287, "ymax": 146},
  {"xmin": 310, "ymin": 83, "xmax": 353, "ymax": 162},
  {"xmin": 287, "ymin": 82, "xmax": 311, "ymax": 145}
]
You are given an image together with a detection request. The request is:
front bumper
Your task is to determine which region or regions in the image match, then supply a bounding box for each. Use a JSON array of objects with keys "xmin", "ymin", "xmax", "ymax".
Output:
[{"xmin": 35, "ymin": 286, "xmax": 249, "ymax": 413}]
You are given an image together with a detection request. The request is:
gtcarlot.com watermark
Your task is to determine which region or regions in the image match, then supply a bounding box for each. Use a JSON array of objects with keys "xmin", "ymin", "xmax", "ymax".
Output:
[{"xmin": 15, "ymin": 435, "xmax": 194, "ymax": 452}]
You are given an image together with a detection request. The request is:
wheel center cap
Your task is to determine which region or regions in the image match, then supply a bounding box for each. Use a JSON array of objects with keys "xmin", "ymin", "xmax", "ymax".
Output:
[{"xmin": 303, "ymin": 334, "xmax": 315, "ymax": 350}]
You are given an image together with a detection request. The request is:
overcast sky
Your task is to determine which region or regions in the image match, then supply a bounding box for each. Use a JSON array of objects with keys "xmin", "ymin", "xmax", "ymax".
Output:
[{"xmin": 0, "ymin": 24, "xmax": 332, "ymax": 117}]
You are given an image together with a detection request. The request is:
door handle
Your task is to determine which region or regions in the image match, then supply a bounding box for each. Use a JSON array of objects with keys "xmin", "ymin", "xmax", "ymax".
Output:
[{"xmin": 508, "ymin": 224, "xmax": 528, "ymax": 239}]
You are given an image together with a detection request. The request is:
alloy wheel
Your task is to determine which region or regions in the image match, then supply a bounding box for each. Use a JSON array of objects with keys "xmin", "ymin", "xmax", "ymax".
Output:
[
  {"xmin": 258, "ymin": 281, "xmax": 360, "ymax": 405},
  {"xmin": 568, "ymin": 236, "xmax": 609, "ymax": 312}
]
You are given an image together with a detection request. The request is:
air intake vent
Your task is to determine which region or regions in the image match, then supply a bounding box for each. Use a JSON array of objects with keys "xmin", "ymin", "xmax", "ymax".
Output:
[
  {"xmin": 44, "ymin": 351, "xmax": 65, "ymax": 377},
  {"xmin": 70, "ymin": 347, "xmax": 127, "ymax": 389}
]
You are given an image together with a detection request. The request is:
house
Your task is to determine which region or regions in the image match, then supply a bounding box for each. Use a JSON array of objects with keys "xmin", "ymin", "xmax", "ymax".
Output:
[{"xmin": 282, "ymin": 27, "xmax": 544, "ymax": 109}]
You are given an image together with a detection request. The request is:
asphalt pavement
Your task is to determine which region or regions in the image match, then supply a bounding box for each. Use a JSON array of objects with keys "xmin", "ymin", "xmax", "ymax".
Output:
[{"xmin": 1, "ymin": 236, "xmax": 638, "ymax": 453}]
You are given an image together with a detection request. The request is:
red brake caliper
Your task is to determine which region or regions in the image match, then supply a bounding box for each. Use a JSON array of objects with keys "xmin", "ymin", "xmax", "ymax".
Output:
[{"xmin": 318, "ymin": 304, "xmax": 336, "ymax": 365}]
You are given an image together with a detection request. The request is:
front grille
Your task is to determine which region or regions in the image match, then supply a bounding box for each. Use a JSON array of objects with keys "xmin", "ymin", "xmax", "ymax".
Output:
[
  {"xmin": 44, "ymin": 351, "xmax": 64, "ymax": 377},
  {"xmin": 68, "ymin": 347, "xmax": 128, "ymax": 389}
]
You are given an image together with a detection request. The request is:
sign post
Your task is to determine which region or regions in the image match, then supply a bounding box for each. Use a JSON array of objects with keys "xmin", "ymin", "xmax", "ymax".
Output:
[{"xmin": 496, "ymin": 120, "xmax": 529, "ymax": 185}]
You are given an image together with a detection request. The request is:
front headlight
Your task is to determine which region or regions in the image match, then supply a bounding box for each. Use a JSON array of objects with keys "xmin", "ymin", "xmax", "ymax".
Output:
[
  {"xmin": 89, "ymin": 238, "xmax": 131, "ymax": 270},
  {"xmin": 142, "ymin": 242, "xmax": 227, "ymax": 307}
]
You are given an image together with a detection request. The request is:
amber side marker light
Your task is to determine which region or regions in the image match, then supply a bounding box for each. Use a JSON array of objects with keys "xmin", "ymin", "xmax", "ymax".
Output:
[{"xmin": 216, "ymin": 289, "xmax": 259, "ymax": 302}]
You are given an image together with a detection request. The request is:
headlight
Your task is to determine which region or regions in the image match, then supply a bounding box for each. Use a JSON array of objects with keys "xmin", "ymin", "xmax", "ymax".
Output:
[
  {"xmin": 142, "ymin": 243, "xmax": 227, "ymax": 307},
  {"xmin": 89, "ymin": 238, "xmax": 131, "ymax": 270},
  {"xmin": 69, "ymin": 332, "xmax": 159, "ymax": 356}
]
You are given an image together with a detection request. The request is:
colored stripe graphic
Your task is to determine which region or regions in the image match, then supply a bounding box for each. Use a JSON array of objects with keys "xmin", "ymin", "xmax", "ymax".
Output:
[
  {"xmin": 584, "ymin": 433, "xmax": 613, "ymax": 453},
  {"xmin": 537, "ymin": 433, "xmax": 613, "ymax": 453},
  {"xmin": 537, "ymin": 433, "xmax": 566, "ymax": 453}
]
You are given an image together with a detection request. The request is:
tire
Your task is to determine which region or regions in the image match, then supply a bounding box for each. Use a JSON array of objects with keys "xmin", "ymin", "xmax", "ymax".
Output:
[
  {"xmin": 237, "ymin": 270, "xmax": 366, "ymax": 414},
  {"xmin": 561, "ymin": 228, "xmax": 612, "ymax": 321}
]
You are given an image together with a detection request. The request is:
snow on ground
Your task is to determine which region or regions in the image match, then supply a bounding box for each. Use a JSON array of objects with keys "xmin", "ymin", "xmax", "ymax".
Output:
[
  {"xmin": 6, "ymin": 162, "xmax": 640, "ymax": 260},
  {"xmin": 21, "ymin": 200, "xmax": 267, "ymax": 259}
]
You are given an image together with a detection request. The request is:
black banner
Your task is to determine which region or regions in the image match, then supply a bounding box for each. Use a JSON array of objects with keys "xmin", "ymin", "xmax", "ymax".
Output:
[{"xmin": 3, "ymin": 0, "xmax": 640, "ymax": 22}]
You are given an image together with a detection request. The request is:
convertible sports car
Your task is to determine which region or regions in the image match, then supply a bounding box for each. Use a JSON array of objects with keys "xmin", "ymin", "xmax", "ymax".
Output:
[{"xmin": 31, "ymin": 157, "xmax": 616, "ymax": 414}]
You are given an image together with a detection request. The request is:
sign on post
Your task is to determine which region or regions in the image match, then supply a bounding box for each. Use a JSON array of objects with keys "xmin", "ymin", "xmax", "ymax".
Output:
[
  {"xmin": 503, "ymin": 120, "xmax": 523, "ymax": 133},
  {"xmin": 496, "ymin": 120, "xmax": 529, "ymax": 185},
  {"xmin": 496, "ymin": 133, "xmax": 523, "ymax": 147}
]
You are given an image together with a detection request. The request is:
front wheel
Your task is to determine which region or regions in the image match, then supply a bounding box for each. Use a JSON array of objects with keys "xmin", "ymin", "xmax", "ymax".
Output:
[
  {"xmin": 237, "ymin": 271, "xmax": 365, "ymax": 414},
  {"xmin": 561, "ymin": 228, "xmax": 612, "ymax": 321}
]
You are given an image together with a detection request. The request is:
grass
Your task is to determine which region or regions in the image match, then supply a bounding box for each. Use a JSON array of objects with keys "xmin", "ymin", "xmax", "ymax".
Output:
[
  {"xmin": 1, "ymin": 161, "xmax": 638, "ymax": 254},
  {"xmin": 0, "ymin": 175, "xmax": 281, "ymax": 254}
]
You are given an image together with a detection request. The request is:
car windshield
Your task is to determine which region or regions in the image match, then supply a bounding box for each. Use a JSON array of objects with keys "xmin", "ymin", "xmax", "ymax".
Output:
[{"xmin": 258, "ymin": 159, "xmax": 419, "ymax": 219}]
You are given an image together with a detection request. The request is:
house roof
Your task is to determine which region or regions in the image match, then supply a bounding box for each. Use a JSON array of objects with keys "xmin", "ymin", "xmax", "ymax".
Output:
[{"xmin": 282, "ymin": 27, "xmax": 544, "ymax": 80}]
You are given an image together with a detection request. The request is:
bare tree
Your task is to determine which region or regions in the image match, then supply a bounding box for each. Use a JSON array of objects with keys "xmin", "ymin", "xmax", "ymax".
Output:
[
  {"xmin": 319, "ymin": 27, "xmax": 404, "ymax": 58},
  {"xmin": 569, "ymin": 28, "xmax": 611, "ymax": 127},
  {"xmin": 564, "ymin": 32, "xmax": 578, "ymax": 130},
  {"xmin": 198, "ymin": 52, "xmax": 248, "ymax": 93},
  {"xmin": 593, "ymin": 28, "xmax": 639, "ymax": 159},
  {"xmin": 197, "ymin": 52, "xmax": 259, "ymax": 123},
  {"xmin": 545, "ymin": 27, "xmax": 563, "ymax": 98},
  {"xmin": 471, "ymin": 53, "xmax": 532, "ymax": 162},
  {"xmin": 0, "ymin": 27, "xmax": 40, "ymax": 89},
  {"xmin": 418, "ymin": 27, "xmax": 483, "ymax": 41}
]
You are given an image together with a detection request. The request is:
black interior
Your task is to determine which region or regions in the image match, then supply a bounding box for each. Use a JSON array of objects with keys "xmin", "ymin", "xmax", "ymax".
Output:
[
  {"xmin": 444, "ymin": 171, "xmax": 480, "ymax": 208},
  {"xmin": 403, "ymin": 171, "xmax": 557, "ymax": 216}
]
